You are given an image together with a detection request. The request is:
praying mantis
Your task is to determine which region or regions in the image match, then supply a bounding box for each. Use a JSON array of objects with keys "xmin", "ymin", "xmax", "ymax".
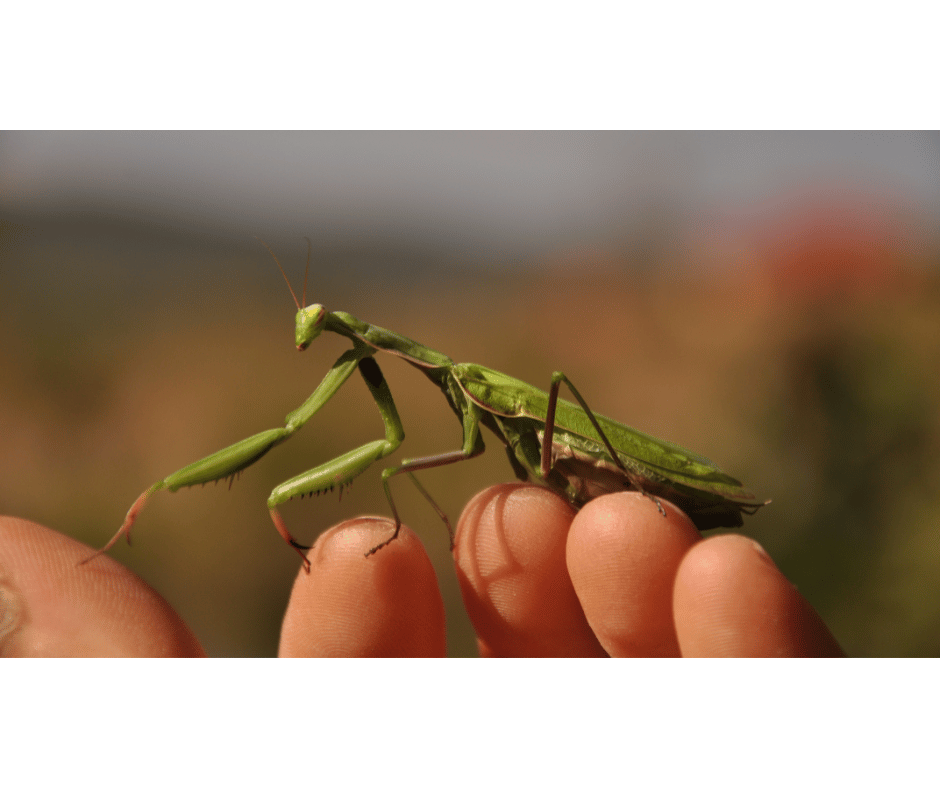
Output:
[{"xmin": 85, "ymin": 240, "xmax": 768, "ymax": 573}]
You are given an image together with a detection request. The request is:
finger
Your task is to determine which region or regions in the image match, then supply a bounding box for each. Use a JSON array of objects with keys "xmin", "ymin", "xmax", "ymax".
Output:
[
  {"xmin": 453, "ymin": 484, "xmax": 606, "ymax": 657},
  {"xmin": 278, "ymin": 519, "xmax": 446, "ymax": 657},
  {"xmin": 566, "ymin": 492, "xmax": 703, "ymax": 657},
  {"xmin": 0, "ymin": 516, "xmax": 205, "ymax": 657},
  {"xmin": 674, "ymin": 534, "xmax": 845, "ymax": 657}
]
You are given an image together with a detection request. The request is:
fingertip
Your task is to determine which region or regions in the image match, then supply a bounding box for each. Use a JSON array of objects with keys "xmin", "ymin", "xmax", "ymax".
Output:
[
  {"xmin": 674, "ymin": 534, "xmax": 845, "ymax": 657},
  {"xmin": 279, "ymin": 519, "xmax": 446, "ymax": 657},
  {"xmin": 566, "ymin": 492, "xmax": 701, "ymax": 657},
  {"xmin": 0, "ymin": 516, "xmax": 205, "ymax": 657},
  {"xmin": 454, "ymin": 484, "xmax": 605, "ymax": 657}
]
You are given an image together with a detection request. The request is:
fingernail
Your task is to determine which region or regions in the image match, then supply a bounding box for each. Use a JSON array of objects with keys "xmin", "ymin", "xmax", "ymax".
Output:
[
  {"xmin": 0, "ymin": 574, "xmax": 27, "ymax": 656},
  {"xmin": 749, "ymin": 538, "xmax": 778, "ymax": 567}
]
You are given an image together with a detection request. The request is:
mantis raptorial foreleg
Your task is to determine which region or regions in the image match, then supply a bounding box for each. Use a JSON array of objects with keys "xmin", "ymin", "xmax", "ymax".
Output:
[
  {"xmin": 268, "ymin": 354, "xmax": 406, "ymax": 568},
  {"xmin": 83, "ymin": 344, "xmax": 408, "ymax": 572}
]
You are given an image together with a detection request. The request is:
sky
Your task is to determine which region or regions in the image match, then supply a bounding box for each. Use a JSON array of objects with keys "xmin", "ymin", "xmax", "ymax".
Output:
[{"xmin": 2, "ymin": 131, "xmax": 937, "ymax": 266}]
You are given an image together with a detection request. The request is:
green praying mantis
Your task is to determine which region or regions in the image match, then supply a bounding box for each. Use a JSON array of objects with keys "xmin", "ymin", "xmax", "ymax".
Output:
[{"xmin": 84, "ymin": 240, "xmax": 768, "ymax": 573}]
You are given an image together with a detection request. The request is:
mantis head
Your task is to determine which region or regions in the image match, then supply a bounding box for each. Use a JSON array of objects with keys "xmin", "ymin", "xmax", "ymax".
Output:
[
  {"xmin": 257, "ymin": 236, "xmax": 323, "ymax": 350},
  {"xmin": 296, "ymin": 304, "xmax": 326, "ymax": 350}
]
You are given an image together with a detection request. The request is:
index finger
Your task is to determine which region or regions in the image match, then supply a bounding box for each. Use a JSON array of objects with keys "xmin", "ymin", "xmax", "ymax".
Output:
[{"xmin": 278, "ymin": 519, "xmax": 446, "ymax": 657}]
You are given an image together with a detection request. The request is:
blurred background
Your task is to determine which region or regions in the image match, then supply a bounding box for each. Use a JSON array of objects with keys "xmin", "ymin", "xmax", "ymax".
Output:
[{"xmin": 1, "ymin": 131, "xmax": 938, "ymax": 656}]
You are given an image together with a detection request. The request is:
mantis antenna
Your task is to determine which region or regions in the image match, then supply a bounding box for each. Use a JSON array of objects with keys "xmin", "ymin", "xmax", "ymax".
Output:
[{"xmin": 255, "ymin": 236, "xmax": 311, "ymax": 310}]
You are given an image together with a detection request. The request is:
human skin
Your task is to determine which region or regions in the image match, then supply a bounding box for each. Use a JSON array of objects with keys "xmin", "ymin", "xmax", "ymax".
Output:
[{"xmin": 0, "ymin": 485, "xmax": 844, "ymax": 657}]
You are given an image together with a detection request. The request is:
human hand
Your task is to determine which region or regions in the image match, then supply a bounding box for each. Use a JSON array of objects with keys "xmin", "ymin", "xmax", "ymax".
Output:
[
  {"xmin": 423, "ymin": 484, "xmax": 843, "ymax": 657},
  {"xmin": 0, "ymin": 485, "xmax": 844, "ymax": 656}
]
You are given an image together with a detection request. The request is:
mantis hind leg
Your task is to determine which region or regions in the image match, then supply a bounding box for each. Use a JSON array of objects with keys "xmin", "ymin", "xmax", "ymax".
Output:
[{"xmin": 542, "ymin": 372, "xmax": 666, "ymax": 516}]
